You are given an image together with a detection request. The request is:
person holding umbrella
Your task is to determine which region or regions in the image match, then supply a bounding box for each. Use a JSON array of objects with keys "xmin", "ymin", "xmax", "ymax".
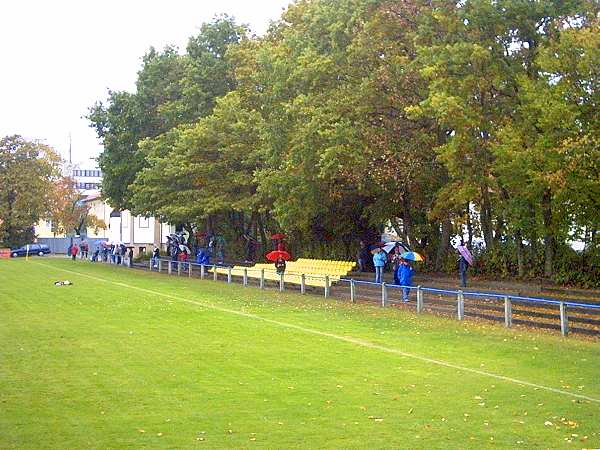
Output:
[
  {"xmin": 397, "ymin": 251, "xmax": 424, "ymax": 302},
  {"xmin": 275, "ymin": 256, "xmax": 286, "ymax": 275},
  {"xmin": 266, "ymin": 248, "xmax": 291, "ymax": 274},
  {"xmin": 457, "ymin": 243, "xmax": 473, "ymax": 288}
]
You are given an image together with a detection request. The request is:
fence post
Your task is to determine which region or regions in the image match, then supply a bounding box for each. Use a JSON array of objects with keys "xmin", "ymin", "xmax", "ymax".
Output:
[
  {"xmin": 188, "ymin": 263, "xmax": 192, "ymax": 278},
  {"xmin": 227, "ymin": 267, "xmax": 232, "ymax": 284},
  {"xmin": 301, "ymin": 274, "xmax": 306, "ymax": 294},
  {"xmin": 381, "ymin": 282, "xmax": 387, "ymax": 307},
  {"xmin": 177, "ymin": 262, "xmax": 182, "ymax": 276},
  {"xmin": 168, "ymin": 261, "xmax": 172, "ymax": 275},
  {"xmin": 416, "ymin": 285, "xmax": 423, "ymax": 313},
  {"xmin": 560, "ymin": 302, "xmax": 569, "ymax": 337},
  {"xmin": 279, "ymin": 273, "xmax": 285, "ymax": 292},
  {"xmin": 350, "ymin": 279, "xmax": 356, "ymax": 303},
  {"xmin": 324, "ymin": 276, "xmax": 330, "ymax": 298},
  {"xmin": 260, "ymin": 269, "xmax": 265, "ymax": 289},
  {"xmin": 200, "ymin": 264, "xmax": 205, "ymax": 280},
  {"xmin": 504, "ymin": 296, "xmax": 512, "ymax": 328},
  {"xmin": 158, "ymin": 259, "xmax": 162, "ymax": 273},
  {"xmin": 243, "ymin": 268, "xmax": 248, "ymax": 287},
  {"xmin": 149, "ymin": 259, "xmax": 152, "ymax": 271},
  {"xmin": 457, "ymin": 290, "xmax": 465, "ymax": 320},
  {"xmin": 213, "ymin": 265, "xmax": 218, "ymax": 281}
]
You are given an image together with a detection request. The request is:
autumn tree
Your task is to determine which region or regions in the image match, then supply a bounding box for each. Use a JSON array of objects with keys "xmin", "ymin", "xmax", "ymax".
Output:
[{"xmin": 0, "ymin": 136, "xmax": 60, "ymax": 247}]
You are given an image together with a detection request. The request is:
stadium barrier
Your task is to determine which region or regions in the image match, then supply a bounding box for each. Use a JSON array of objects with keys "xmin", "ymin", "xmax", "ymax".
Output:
[
  {"xmin": 338, "ymin": 278, "xmax": 600, "ymax": 337},
  {"xmin": 93, "ymin": 256, "xmax": 600, "ymax": 338}
]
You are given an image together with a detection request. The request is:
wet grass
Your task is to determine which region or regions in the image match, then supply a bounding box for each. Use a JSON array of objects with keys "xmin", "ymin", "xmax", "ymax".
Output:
[{"xmin": 1, "ymin": 258, "xmax": 599, "ymax": 449}]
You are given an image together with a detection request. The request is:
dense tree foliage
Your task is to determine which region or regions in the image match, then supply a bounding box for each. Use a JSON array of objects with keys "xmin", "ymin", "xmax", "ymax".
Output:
[
  {"xmin": 0, "ymin": 136, "xmax": 61, "ymax": 248},
  {"xmin": 90, "ymin": 3, "xmax": 600, "ymax": 286}
]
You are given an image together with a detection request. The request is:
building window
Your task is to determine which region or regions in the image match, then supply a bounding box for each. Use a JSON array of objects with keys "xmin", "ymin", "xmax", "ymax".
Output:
[{"xmin": 139, "ymin": 217, "xmax": 150, "ymax": 228}]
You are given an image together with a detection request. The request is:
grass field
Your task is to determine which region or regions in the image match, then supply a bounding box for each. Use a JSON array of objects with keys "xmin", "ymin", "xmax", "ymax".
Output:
[{"xmin": 1, "ymin": 258, "xmax": 599, "ymax": 449}]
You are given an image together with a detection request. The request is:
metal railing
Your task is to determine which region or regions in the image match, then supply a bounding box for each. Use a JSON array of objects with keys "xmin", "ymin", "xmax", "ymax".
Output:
[
  {"xmin": 94, "ymin": 256, "xmax": 600, "ymax": 338},
  {"xmin": 339, "ymin": 278, "xmax": 600, "ymax": 337}
]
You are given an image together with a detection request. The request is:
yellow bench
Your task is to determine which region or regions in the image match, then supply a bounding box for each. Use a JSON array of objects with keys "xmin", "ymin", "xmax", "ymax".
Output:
[{"xmin": 214, "ymin": 258, "xmax": 355, "ymax": 288}]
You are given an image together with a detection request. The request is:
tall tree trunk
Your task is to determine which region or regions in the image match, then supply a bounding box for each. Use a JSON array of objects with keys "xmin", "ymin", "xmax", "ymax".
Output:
[
  {"xmin": 435, "ymin": 219, "xmax": 451, "ymax": 271},
  {"xmin": 480, "ymin": 186, "xmax": 494, "ymax": 248},
  {"xmin": 257, "ymin": 213, "xmax": 269, "ymax": 258},
  {"xmin": 541, "ymin": 189, "xmax": 554, "ymax": 278},
  {"xmin": 466, "ymin": 204, "xmax": 473, "ymax": 248},
  {"xmin": 515, "ymin": 230, "xmax": 525, "ymax": 278},
  {"xmin": 402, "ymin": 191, "xmax": 413, "ymax": 247}
]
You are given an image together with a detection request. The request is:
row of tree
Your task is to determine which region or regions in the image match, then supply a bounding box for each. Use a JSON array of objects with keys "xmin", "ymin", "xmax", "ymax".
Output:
[
  {"xmin": 89, "ymin": 0, "xmax": 599, "ymax": 286},
  {"xmin": 0, "ymin": 136, "xmax": 105, "ymax": 248}
]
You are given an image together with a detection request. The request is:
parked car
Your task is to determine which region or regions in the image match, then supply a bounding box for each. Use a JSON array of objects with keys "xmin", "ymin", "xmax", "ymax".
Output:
[{"xmin": 10, "ymin": 244, "xmax": 51, "ymax": 257}]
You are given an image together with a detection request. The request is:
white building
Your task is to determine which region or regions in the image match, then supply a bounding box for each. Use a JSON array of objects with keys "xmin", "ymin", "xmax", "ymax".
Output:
[{"xmin": 36, "ymin": 167, "xmax": 173, "ymax": 255}]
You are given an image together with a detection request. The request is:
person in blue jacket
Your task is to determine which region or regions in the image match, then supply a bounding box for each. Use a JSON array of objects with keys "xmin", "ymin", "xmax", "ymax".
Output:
[
  {"xmin": 397, "ymin": 258, "xmax": 415, "ymax": 302},
  {"xmin": 373, "ymin": 250, "xmax": 387, "ymax": 283},
  {"xmin": 196, "ymin": 247, "xmax": 210, "ymax": 266}
]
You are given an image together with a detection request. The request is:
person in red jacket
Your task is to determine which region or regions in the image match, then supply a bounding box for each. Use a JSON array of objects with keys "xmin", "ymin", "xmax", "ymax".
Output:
[{"xmin": 70, "ymin": 244, "xmax": 79, "ymax": 261}]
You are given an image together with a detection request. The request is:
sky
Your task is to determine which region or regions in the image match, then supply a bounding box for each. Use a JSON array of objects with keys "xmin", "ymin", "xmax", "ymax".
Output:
[{"xmin": 0, "ymin": 0, "xmax": 292, "ymax": 167}]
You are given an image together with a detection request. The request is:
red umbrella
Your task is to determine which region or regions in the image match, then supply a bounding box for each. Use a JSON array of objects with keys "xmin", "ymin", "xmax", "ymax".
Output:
[
  {"xmin": 266, "ymin": 250, "xmax": 291, "ymax": 262},
  {"xmin": 270, "ymin": 233, "xmax": 287, "ymax": 240}
]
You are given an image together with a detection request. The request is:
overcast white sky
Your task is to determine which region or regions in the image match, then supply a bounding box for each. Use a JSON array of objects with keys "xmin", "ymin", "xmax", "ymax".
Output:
[{"xmin": 0, "ymin": 0, "xmax": 291, "ymax": 166}]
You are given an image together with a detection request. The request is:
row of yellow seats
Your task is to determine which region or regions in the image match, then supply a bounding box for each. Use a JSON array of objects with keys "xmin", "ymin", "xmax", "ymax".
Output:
[{"xmin": 213, "ymin": 265, "xmax": 337, "ymax": 287}]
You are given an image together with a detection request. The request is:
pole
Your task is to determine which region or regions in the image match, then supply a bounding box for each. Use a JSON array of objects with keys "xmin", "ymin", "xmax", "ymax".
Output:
[
  {"xmin": 243, "ymin": 268, "xmax": 248, "ymax": 287},
  {"xmin": 560, "ymin": 302, "xmax": 569, "ymax": 337},
  {"xmin": 416, "ymin": 285, "xmax": 423, "ymax": 313},
  {"xmin": 504, "ymin": 296, "xmax": 512, "ymax": 328},
  {"xmin": 260, "ymin": 269, "xmax": 265, "ymax": 289},
  {"xmin": 301, "ymin": 274, "xmax": 306, "ymax": 295},
  {"xmin": 213, "ymin": 265, "xmax": 218, "ymax": 281},
  {"xmin": 279, "ymin": 272, "xmax": 285, "ymax": 292},
  {"xmin": 350, "ymin": 279, "xmax": 356, "ymax": 303},
  {"xmin": 228, "ymin": 267, "xmax": 232, "ymax": 284},
  {"xmin": 381, "ymin": 282, "xmax": 387, "ymax": 307},
  {"xmin": 324, "ymin": 276, "xmax": 330, "ymax": 299},
  {"xmin": 200, "ymin": 264, "xmax": 205, "ymax": 280},
  {"xmin": 457, "ymin": 290, "xmax": 465, "ymax": 321}
]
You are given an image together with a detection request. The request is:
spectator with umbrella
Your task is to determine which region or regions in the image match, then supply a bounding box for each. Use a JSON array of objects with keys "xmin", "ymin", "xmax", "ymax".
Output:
[
  {"xmin": 266, "ymin": 249, "xmax": 290, "ymax": 275},
  {"xmin": 457, "ymin": 242, "xmax": 473, "ymax": 288},
  {"xmin": 397, "ymin": 251, "xmax": 424, "ymax": 302}
]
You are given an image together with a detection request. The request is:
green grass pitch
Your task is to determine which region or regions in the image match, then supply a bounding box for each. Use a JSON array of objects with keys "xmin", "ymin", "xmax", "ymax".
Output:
[{"xmin": 1, "ymin": 258, "xmax": 599, "ymax": 448}]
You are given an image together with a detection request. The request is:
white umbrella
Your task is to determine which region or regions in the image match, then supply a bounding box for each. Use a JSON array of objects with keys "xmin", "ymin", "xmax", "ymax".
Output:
[{"xmin": 382, "ymin": 241, "xmax": 411, "ymax": 254}]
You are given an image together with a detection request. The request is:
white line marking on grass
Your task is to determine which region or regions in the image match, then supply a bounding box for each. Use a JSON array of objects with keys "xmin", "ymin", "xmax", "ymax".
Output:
[{"xmin": 34, "ymin": 262, "xmax": 600, "ymax": 404}]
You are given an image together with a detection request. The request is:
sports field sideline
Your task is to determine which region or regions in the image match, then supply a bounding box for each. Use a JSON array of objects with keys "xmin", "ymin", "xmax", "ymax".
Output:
[{"xmin": 1, "ymin": 258, "xmax": 599, "ymax": 448}]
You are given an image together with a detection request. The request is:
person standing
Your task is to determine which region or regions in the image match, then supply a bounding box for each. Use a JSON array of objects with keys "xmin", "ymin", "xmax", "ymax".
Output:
[
  {"xmin": 275, "ymin": 256, "xmax": 286, "ymax": 275},
  {"xmin": 80, "ymin": 240, "xmax": 88, "ymax": 259},
  {"xmin": 373, "ymin": 250, "xmax": 387, "ymax": 283},
  {"xmin": 457, "ymin": 243, "xmax": 473, "ymax": 288},
  {"xmin": 397, "ymin": 258, "xmax": 415, "ymax": 302},
  {"xmin": 357, "ymin": 241, "xmax": 370, "ymax": 272},
  {"xmin": 70, "ymin": 244, "xmax": 79, "ymax": 261},
  {"xmin": 392, "ymin": 247, "xmax": 402, "ymax": 285},
  {"xmin": 215, "ymin": 234, "xmax": 225, "ymax": 265},
  {"xmin": 127, "ymin": 247, "xmax": 134, "ymax": 267},
  {"xmin": 458, "ymin": 254, "xmax": 469, "ymax": 288},
  {"xmin": 151, "ymin": 246, "xmax": 160, "ymax": 269}
]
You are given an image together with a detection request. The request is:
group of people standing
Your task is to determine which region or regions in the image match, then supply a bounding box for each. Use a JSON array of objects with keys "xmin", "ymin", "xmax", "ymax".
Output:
[
  {"xmin": 372, "ymin": 248, "xmax": 414, "ymax": 302},
  {"xmin": 362, "ymin": 239, "xmax": 474, "ymax": 302},
  {"xmin": 68, "ymin": 240, "xmax": 134, "ymax": 267}
]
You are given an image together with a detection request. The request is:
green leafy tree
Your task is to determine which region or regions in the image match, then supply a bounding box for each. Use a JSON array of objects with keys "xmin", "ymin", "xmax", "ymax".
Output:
[{"xmin": 0, "ymin": 136, "xmax": 60, "ymax": 247}]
